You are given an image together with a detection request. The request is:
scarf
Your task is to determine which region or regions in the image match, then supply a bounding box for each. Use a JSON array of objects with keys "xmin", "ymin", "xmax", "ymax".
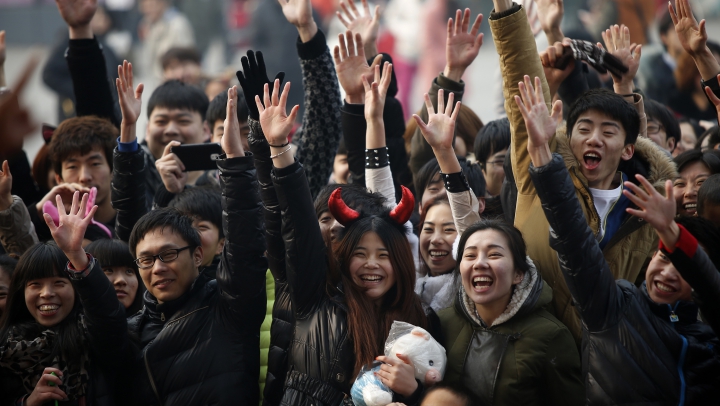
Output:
[{"xmin": 0, "ymin": 315, "xmax": 90, "ymax": 400}]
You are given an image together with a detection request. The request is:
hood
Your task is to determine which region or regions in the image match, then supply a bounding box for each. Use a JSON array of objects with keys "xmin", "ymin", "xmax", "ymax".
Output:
[
  {"xmin": 555, "ymin": 126, "xmax": 678, "ymax": 192},
  {"xmin": 457, "ymin": 256, "xmax": 550, "ymax": 328}
]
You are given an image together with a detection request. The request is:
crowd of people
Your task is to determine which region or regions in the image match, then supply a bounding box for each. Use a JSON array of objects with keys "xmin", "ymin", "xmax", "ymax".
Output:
[{"xmin": 1, "ymin": 0, "xmax": 720, "ymax": 404}]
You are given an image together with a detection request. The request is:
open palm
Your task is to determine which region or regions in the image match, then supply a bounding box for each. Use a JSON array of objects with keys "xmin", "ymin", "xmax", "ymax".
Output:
[
  {"xmin": 413, "ymin": 89, "xmax": 459, "ymax": 151},
  {"xmin": 515, "ymin": 76, "xmax": 562, "ymax": 151},
  {"xmin": 56, "ymin": 0, "xmax": 97, "ymax": 28},
  {"xmin": 533, "ymin": 0, "xmax": 563, "ymax": 33},
  {"xmin": 45, "ymin": 191, "xmax": 97, "ymax": 255},
  {"xmin": 601, "ymin": 25, "xmax": 641, "ymax": 86},
  {"xmin": 337, "ymin": 0, "xmax": 380, "ymax": 50},
  {"xmin": 669, "ymin": 0, "xmax": 707, "ymax": 55},
  {"xmin": 222, "ymin": 86, "xmax": 244, "ymax": 157},
  {"xmin": 116, "ymin": 60, "xmax": 144, "ymax": 125},
  {"xmin": 334, "ymin": 31, "xmax": 380, "ymax": 100},
  {"xmin": 257, "ymin": 80, "xmax": 299, "ymax": 146},
  {"xmin": 446, "ymin": 9, "xmax": 483, "ymax": 72},
  {"xmin": 278, "ymin": 0, "xmax": 313, "ymax": 28}
]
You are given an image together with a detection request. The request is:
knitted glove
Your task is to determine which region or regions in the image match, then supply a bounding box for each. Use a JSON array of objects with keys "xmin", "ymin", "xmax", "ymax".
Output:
[
  {"xmin": 236, "ymin": 50, "xmax": 286, "ymax": 120},
  {"xmin": 553, "ymin": 40, "xmax": 628, "ymax": 78}
]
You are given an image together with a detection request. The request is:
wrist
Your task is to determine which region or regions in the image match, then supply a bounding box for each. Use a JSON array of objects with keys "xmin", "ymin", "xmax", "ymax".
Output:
[
  {"xmin": 613, "ymin": 83, "xmax": 634, "ymax": 96},
  {"xmin": 0, "ymin": 194, "xmax": 12, "ymax": 211},
  {"xmin": 67, "ymin": 250, "xmax": 90, "ymax": 271},
  {"xmin": 399, "ymin": 379, "xmax": 419, "ymax": 397},
  {"xmin": 544, "ymin": 27, "xmax": 564, "ymax": 44},
  {"xmin": 345, "ymin": 93, "xmax": 365, "ymax": 104},
  {"xmin": 528, "ymin": 144, "xmax": 553, "ymax": 167},
  {"xmin": 296, "ymin": 21, "xmax": 318, "ymax": 43},
  {"xmin": 443, "ymin": 66, "xmax": 465, "ymax": 82},
  {"xmin": 120, "ymin": 123, "xmax": 137, "ymax": 144},
  {"xmin": 68, "ymin": 25, "xmax": 93, "ymax": 40}
]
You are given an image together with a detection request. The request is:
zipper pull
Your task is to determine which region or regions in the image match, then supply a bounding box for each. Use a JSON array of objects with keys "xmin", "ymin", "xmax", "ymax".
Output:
[
  {"xmin": 669, "ymin": 311, "xmax": 679, "ymax": 323},
  {"xmin": 161, "ymin": 312, "xmax": 165, "ymax": 322}
]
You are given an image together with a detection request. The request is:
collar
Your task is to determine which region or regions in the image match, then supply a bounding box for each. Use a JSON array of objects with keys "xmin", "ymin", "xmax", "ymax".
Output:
[
  {"xmin": 641, "ymin": 282, "xmax": 698, "ymax": 325},
  {"xmin": 143, "ymin": 273, "xmax": 208, "ymax": 322}
]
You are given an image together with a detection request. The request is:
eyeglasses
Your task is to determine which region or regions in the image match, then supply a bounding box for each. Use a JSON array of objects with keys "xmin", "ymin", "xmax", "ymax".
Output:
[
  {"xmin": 647, "ymin": 123, "xmax": 664, "ymax": 135},
  {"xmin": 135, "ymin": 246, "xmax": 193, "ymax": 269},
  {"xmin": 486, "ymin": 160, "xmax": 505, "ymax": 167}
]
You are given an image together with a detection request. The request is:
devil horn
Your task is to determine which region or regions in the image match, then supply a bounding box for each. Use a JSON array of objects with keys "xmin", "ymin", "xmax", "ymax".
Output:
[
  {"xmin": 328, "ymin": 188, "xmax": 361, "ymax": 226},
  {"xmin": 389, "ymin": 186, "xmax": 415, "ymax": 225}
]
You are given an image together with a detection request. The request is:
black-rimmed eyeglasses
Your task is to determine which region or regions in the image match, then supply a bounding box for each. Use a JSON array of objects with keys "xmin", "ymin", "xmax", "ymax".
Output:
[{"xmin": 135, "ymin": 246, "xmax": 193, "ymax": 269}]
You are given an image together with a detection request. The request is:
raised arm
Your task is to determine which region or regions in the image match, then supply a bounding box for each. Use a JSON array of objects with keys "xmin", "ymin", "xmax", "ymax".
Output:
[
  {"xmin": 56, "ymin": 0, "xmax": 119, "ymax": 126},
  {"xmin": 409, "ymin": 9, "xmax": 482, "ymax": 175},
  {"xmin": 280, "ymin": 0, "xmax": 343, "ymax": 199},
  {"xmin": 363, "ymin": 62, "xmax": 397, "ymax": 201},
  {"xmin": 215, "ymin": 88, "xmax": 268, "ymax": 330},
  {"xmin": 518, "ymin": 76, "xmax": 619, "ymax": 330},
  {"xmin": 670, "ymin": 0, "xmax": 720, "ymax": 86},
  {"xmin": 0, "ymin": 161, "xmax": 38, "ymax": 254},
  {"xmin": 111, "ymin": 61, "xmax": 148, "ymax": 241},
  {"xmin": 337, "ymin": 0, "xmax": 381, "ymax": 57},
  {"xmin": 703, "ymin": 74, "xmax": 720, "ymax": 124},
  {"xmin": 533, "ymin": 0, "xmax": 564, "ymax": 45}
]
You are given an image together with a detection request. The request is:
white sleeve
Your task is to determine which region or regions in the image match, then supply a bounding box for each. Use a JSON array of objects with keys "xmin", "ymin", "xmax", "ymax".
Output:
[
  {"xmin": 366, "ymin": 166, "xmax": 396, "ymax": 208},
  {"xmin": 448, "ymin": 189, "xmax": 480, "ymax": 235}
]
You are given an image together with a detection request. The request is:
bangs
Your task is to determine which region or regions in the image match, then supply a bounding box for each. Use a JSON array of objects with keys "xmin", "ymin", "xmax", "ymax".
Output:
[
  {"xmin": 15, "ymin": 243, "xmax": 68, "ymax": 283},
  {"xmin": 85, "ymin": 239, "xmax": 136, "ymax": 270}
]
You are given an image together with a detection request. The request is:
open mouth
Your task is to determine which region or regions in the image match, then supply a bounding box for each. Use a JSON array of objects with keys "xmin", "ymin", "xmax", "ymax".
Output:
[
  {"xmin": 359, "ymin": 275, "xmax": 383, "ymax": 284},
  {"xmin": 683, "ymin": 202, "xmax": 697, "ymax": 214},
  {"xmin": 153, "ymin": 279, "xmax": 174, "ymax": 289},
  {"xmin": 472, "ymin": 276, "xmax": 493, "ymax": 292},
  {"xmin": 583, "ymin": 152, "xmax": 601, "ymax": 170},
  {"xmin": 654, "ymin": 281, "xmax": 677, "ymax": 295},
  {"xmin": 38, "ymin": 304, "xmax": 60, "ymax": 316},
  {"xmin": 429, "ymin": 250, "xmax": 449, "ymax": 262}
]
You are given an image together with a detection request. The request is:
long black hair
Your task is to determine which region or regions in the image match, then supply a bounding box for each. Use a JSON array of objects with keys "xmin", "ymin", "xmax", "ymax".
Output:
[
  {"xmin": 85, "ymin": 239, "xmax": 145, "ymax": 316},
  {"xmin": 0, "ymin": 243, "xmax": 85, "ymax": 364}
]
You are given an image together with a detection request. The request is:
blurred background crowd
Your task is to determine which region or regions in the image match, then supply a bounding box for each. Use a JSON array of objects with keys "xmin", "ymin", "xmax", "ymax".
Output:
[{"xmin": 1, "ymin": 0, "xmax": 720, "ymax": 165}]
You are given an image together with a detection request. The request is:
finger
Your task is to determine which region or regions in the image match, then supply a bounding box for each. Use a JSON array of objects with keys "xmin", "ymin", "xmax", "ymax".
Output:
[
  {"xmin": 362, "ymin": 74, "xmax": 371, "ymax": 93},
  {"xmin": 279, "ymin": 81, "xmax": 291, "ymax": 112},
  {"xmin": 340, "ymin": 1, "xmax": 354, "ymax": 20},
  {"xmin": 635, "ymin": 173, "xmax": 657, "ymax": 196},
  {"xmin": 85, "ymin": 205, "xmax": 99, "ymax": 222},
  {"xmin": 668, "ymin": 2, "xmax": 678, "ymax": 25},
  {"xmin": 470, "ymin": 13, "xmax": 483, "ymax": 36},
  {"xmin": 346, "ymin": 30, "xmax": 356, "ymax": 56},
  {"xmin": 437, "ymin": 89, "xmax": 445, "ymax": 116},
  {"xmin": 338, "ymin": 33, "xmax": 348, "ymax": 59},
  {"xmin": 704, "ymin": 84, "xmax": 720, "ymax": 106},
  {"xmin": 601, "ymin": 29, "xmax": 609, "ymax": 50},
  {"xmin": 287, "ymin": 104, "xmax": 300, "ymax": 124},
  {"xmin": 445, "ymin": 92, "xmax": 454, "ymax": 116},
  {"xmin": 127, "ymin": 61, "xmax": 134, "ymax": 90},
  {"xmin": 361, "ymin": 0, "xmax": 370, "ymax": 15},
  {"xmin": 423, "ymin": 92, "xmax": 435, "ymax": 115},
  {"xmin": 70, "ymin": 190, "xmax": 80, "ymax": 216},
  {"xmin": 255, "ymin": 95, "xmax": 265, "ymax": 114},
  {"xmin": 78, "ymin": 192, "xmax": 90, "ymax": 219},
  {"xmin": 446, "ymin": 18, "xmax": 453, "ymax": 40},
  {"xmin": 333, "ymin": 45, "xmax": 342, "ymax": 65},
  {"xmin": 135, "ymin": 83, "xmax": 144, "ymax": 99},
  {"xmin": 450, "ymin": 101, "xmax": 461, "ymax": 122},
  {"xmin": 43, "ymin": 213, "xmax": 58, "ymax": 234},
  {"xmin": 514, "ymin": 95, "xmax": 530, "ymax": 119},
  {"xmin": 454, "ymin": 9, "xmax": 462, "ymax": 35},
  {"xmin": 380, "ymin": 63, "xmax": 393, "ymax": 93},
  {"xmin": 395, "ymin": 353, "xmax": 414, "ymax": 365},
  {"xmin": 162, "ymin": 141, "xmax": 177, "ymax": 157},
  {"xmin": 337, "ymin": 12, "xmax": 349, "ymax": 28},
  {"xmin": 623, "ymin": 180, "xmax": 650, "ymax": 202},
  {"xmin": 348, "ymin": 0, "xmax": 360, "ymax": 17},
  {"xmin": 373, "ymin": 5, "xmax": 380, "ymax": 22},
  {"xmin": 534, "ymin": 76, "xmax": 544, "ymax": 106},
  {"xmin": 622, "ymin": 25, "xmax": 630, "ymax": 49},
  {"xmin": 227, "ymin": 86, "xmax": 237, "ymax": 120},
  {"xmin": 272, "ymin": 79, "xmax": 281, "ymax": 106},
  {"xmin": 378, "ymin": 364, "xmax": 393, "ymax": 374},
  {"xmin": 1, "ymin": 159, "xmax": 9, "ymax": 176},
  {"xmin": 625, "ymin": 207, "xmax": 647, "ymax": 219},
  {"xmin": 373, "ymin": 63, "xmax": 381, "ymax": 84},
  {"xmin": 551, "ymin": 100, "xmax": 563, "ymax": 124},
  {"xmin": 369, "ymin": 54, "xmax": 383, "ymax": 69},
  {"xmin": 546, "ymin": 46, "xmax": 557, "ymax": 65},
  {"xmin": 475, "ymin": 32, "xmax": 484, "ymax": 49},
  {"xmin": 518, "ymin": 80, "xmax": 532, "ymax": 111},
  {"xmin": 461, "ymin": 8, "xmax": 470, "ymax": 33},
  {"xmin": 355, "ymin": 33, "xmax": 366, "ymax": 59},
  {"xmin": 665, "ymin": 179, "xmax": 674, "ymax": 203},
  {"xmin": 699, "ymin": 19, "xmax": 707, "ymax": 38},
  {"xmin": 633, "ymin": 44, "xmax": 642, "ymax": 61},
  {"xmin": 263, "ymin": 83, "xmax": 271, "ymax": 109},
  {"xmin": 55, "ymin": 194, "xmax": 67, "ymax": 218},
  {"xmin": 412, "ymin": 114, "xmax": 429, "ymax": 134}
]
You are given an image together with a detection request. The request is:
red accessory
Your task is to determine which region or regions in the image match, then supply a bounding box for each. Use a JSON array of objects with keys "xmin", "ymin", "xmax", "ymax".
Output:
[
  {"xmin": 328, "ymin": 188, "xmax": 361, "ymax": 226},
  {"xmin": 389, "ymin": 186, "xmax": 415, "ymax": 225}
]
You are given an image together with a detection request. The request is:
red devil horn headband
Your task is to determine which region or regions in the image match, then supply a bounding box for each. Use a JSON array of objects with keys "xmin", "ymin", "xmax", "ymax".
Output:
[
  {"xmin": 328, "ymin": 188, "xmax": 361, "ymax": 226},
  {"xmin": 389, "ymin": 186, "xmax": 415, "ymax": 225}
]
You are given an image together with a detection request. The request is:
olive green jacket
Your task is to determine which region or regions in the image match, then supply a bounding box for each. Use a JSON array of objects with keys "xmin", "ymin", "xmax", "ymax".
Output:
[{"xmin": 438, "ymin": 264, "xmax": 583, "ymax": 406}]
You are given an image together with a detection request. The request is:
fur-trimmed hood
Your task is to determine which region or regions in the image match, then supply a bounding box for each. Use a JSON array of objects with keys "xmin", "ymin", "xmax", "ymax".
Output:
[
  {"xmin": 554, "ymin": 126, "xmax": 678, "ymax": 192},
  {"xmin": 457, "ymin": 256, "xmax": 550, "ymax": 328}
]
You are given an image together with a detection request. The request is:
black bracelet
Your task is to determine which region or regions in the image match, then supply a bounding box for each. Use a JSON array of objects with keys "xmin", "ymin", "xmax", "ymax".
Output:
[
  {"xmin": 365, "ymin": 147, "xmax": 390, "ymax": 168},
  {"xmin": 619, "ymin": 93, "xmax": 635, "ymax": 98},
  {"xmin": 267, "ymin": 140, "xmax": 290, "ymax": 148},
  {"xmin": 441, "ymin": 171, "xmax": 470, "ymax": 193}
]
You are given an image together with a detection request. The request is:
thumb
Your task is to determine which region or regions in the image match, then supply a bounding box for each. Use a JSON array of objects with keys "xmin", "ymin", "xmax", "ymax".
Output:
[
  {"xmin": 395, "ymin": 353, "xmax": 413, "ymax": 365},
  {"xmin": 551, "ymin": 100, "xmax": 563, "ymax": 123},
  {"xmin": 412, "ymin": 114, "xmax": 429, "ymax": 135},
  {"xmin": 163, "ymin": 141, "xmax": 179, "ymax": 157},
  {"xmin": 43, "ymin": 213, "xmax": 58, "ymax": 234},
  {"xmin": 370, "ymin": 54, "xmax": 383, "ymax": 69}
]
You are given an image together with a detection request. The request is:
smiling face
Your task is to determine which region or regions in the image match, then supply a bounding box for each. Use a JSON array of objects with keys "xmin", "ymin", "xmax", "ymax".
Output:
[
  {"xmin": 570, "ymin": 109, "xmax": 635, "ymax": 190},
  {"xmin": 135, "ymin": 228, "xmax": 202, "ymax": 303},
  {"xmin": 420, "ymin": 203, "xmax": 457, "ymax": 276},
  {"xmin": 348, "ymin": 231, "xmax": 396, "ymax": 302},
  {"xmin": 57, "ymin": 146, "xmax": 111, "ymax": 206},
  {"xmin": 647, "ymin": 119, "xmax": 675, "ymax": 153},
  {"xmin": 146, "ymin": 107, "xmax": 208, "ymax": 159},
  {"xmin": 103, "ymin": 266, "xmax": 139, "ymax": 309},
  {"xmin": 24, "ymin": 276, "xmax": 75, "ymax": 327},
  {"xmin": 460, "ymin": 229, "xmax": 523, "ymax": 323},
  {"xmin": 675, "ymin": 160, "xmax": 711, "ymax": 216},
  {"xmin": 645, "ymin": 250, "xmax": 692, "ymax": 305},
  {"xmin": 675, "ymin": 122, "xmax": 698, "ymax": 157}
]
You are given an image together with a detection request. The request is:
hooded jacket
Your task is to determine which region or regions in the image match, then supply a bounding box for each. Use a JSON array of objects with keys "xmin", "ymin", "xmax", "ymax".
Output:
[
  {"xmin": 124, "ymin": 154, "xmax": 267, "ymax": 405},
  {"xmin": 530, "ymin": 153, "xmax": 720, "ymax": 405},
  {"xmin": 492, "ymin": 4, "xmax": 677, "ymax": 343},
  {"xmin": 438, "ymin": 261, "xmax": 583, "ymax": 406}
]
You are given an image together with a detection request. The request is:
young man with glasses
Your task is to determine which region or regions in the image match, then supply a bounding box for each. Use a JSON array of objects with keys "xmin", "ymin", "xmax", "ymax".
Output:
[{"xmin": 121, "ymin": 88, "xmax": 267, "ymax": 405}]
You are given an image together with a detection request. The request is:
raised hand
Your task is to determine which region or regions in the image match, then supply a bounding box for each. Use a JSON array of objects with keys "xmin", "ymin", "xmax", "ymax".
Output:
[
  {"xmin": 55, "ymin": 0, "xmax": 96, "ymax": 39},
  {"xmin": 704, "ymin": 74, "xmax": 720, "ymax": 120},
  {"xmin": 44, "ymin": 191, "xmax": 97, "ymax": 269},
  {"xmin": 222, "ymin": 86, "xmax": 245, "ymax": 158},
  {"xmin": 623, "ymin": 176, "xmax": 679, "ymax": 248},
  {"xmin": 0, "ymin": 57, "xmax": 37, "ymax": 160},
  {"xmin": 375, "ymin": 354, "xmax": 418, "ymax": 397},
  {"xmin": 413, "ymin": 89, "xmax": 460, "ymax": 152},
  {"xmin": 278, "ymin": 0, "xmax": 318, "ymax": 41},
  {"xmin": 514, "ymin": 75, "xmax": 562, "ymax": 167},
  {"xmin": 334, "ymin": 31, "xmax": 383, "ymax": 104},
  {"xmin": 337, "ymin": 0, "xmax": 381, "ymax": 57},
  {"xmin": 116, "ymin": 60, "xmax": 144, "ymax": 143},
  {"xmin": 0, "ymin": 160, "xmax": 12, "ymax": 211},
  {"xmin": 444, "ymin": 9, "xmax": 483, "ymax": 82},
  {"xmin": 533, "ymin": 0, "xmax": 564, "ymax": 43},
  {"xmin": 540, "ymin": 40, "xmax": 574, "ymax": 99},
  {"xmin": 669, "ymin": 0, "xmax": 708, "ymax": 56},
  {"xmin": 600, "ymin": 24, "xmax": 641, "ymax": 94},
  {"xmin": 0, "ymin": 31, "xmax": 6, "ymax": 82},
  {"xmin": 363, "ymin": 62, "xmax": 393, "ymax": 121},
  {"xmin": 155, "ymin": 142, "xmax": 188, "ymax": 194},
  {"xmin": 257, "ymin": 79, "xmax": 299, "ymax": 146},
  {"xmin": 236, "ymin": 50, "xmax": 286, "ymax": 120}
]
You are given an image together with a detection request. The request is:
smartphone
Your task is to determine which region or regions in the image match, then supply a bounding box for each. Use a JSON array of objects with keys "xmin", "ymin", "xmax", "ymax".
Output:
[{"xmin": 171, "ymin": 143, "xmax": 224, "ymax": 172}]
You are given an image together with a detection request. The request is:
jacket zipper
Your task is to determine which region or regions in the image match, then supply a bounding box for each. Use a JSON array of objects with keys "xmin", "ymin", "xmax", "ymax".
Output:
[
  {"xmin": 142, "ymin": 306, "xmax": 209, "ymax": 405},
  {"xmin": 668, "ymin": 302, "xmax": 688, "ymax": 406}
]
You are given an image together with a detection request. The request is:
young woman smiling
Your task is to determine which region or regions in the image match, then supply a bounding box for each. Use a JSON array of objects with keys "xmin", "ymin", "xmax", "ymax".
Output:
[
  {"xmin": 85, "ymin": 239, "xmax": 145, "ymax": 316},
  {"xmin": 261, "ymin": 61, "xmax": 427, "ymax": 404},
  {"xmin": 0, "ymin": 192, "xmax": 129, "ymax": 405},
  {"xmin": 413, "ymin": 91, "xmax": 583, "ymax": 404}
]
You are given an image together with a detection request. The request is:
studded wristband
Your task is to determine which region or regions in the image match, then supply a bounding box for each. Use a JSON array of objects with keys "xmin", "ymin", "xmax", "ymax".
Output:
[
  {"xmin": 65, "ymin": 253, "xmax": 95, "ymax": 280},
  {"xmin": 441, "ymin": 171, "xmax": 470, "ymax": 193},
  {"xmin": 365, "ymin": 147, "xmax": 390, "ymax": 168}
]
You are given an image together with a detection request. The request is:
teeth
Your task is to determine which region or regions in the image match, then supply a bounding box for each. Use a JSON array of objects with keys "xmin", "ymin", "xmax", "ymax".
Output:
[
  {"xmin": 429, "ymin": 250, "xmax": 448, "ymax": 257},
  {"xmin": 361, "ymin": 275, "xmax": 382, "ymax": 281},
  {"xmin": 473, "ymin": 276, "xmax": 493, "ymax": 282},
  {"xmin": 39, "ymin": 305, "xmax": 59, "ymax": 311},
  {"xmin": 656, "ymin": 282, "xmax": 674, "ymax": 292},
  {"xmin": 684, "ymin": 203, "xmax": 697, "ymax": 209},
  {"xmin": 585, "ymin": 153, "xmax": 600, "ymax": 159}
]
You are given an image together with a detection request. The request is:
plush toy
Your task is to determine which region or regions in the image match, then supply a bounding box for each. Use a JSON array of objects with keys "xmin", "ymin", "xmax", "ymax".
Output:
[
  {"xmin": 385, "ymin": 322, "xmax": 447, "ymax": 385},
  {"xmin": 350, "ymin": 322, "xmax": 447, "ymax": 406}
]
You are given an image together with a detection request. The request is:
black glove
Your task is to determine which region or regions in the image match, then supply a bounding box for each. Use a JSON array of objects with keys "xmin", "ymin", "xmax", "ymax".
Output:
[
  {"xmin": 553, "ymin": 40, "xmax": 628, "ymax": 79},
  {"xmin": 236, "ymin": 50, "xmax": 286, "ymax": 120}
]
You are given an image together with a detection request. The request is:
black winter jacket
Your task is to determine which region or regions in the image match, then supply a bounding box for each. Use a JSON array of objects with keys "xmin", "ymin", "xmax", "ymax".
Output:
[
  {"xmin": 0, "ymin": 258, "xmax": 130, "ymax": 406},
  {"xmin": 530, "ymin": 153, "xmax": 720, "ymax": 405},
  {"xmin": 125, "ymin": 154, "xmax": 267, "ymax": 405}
]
